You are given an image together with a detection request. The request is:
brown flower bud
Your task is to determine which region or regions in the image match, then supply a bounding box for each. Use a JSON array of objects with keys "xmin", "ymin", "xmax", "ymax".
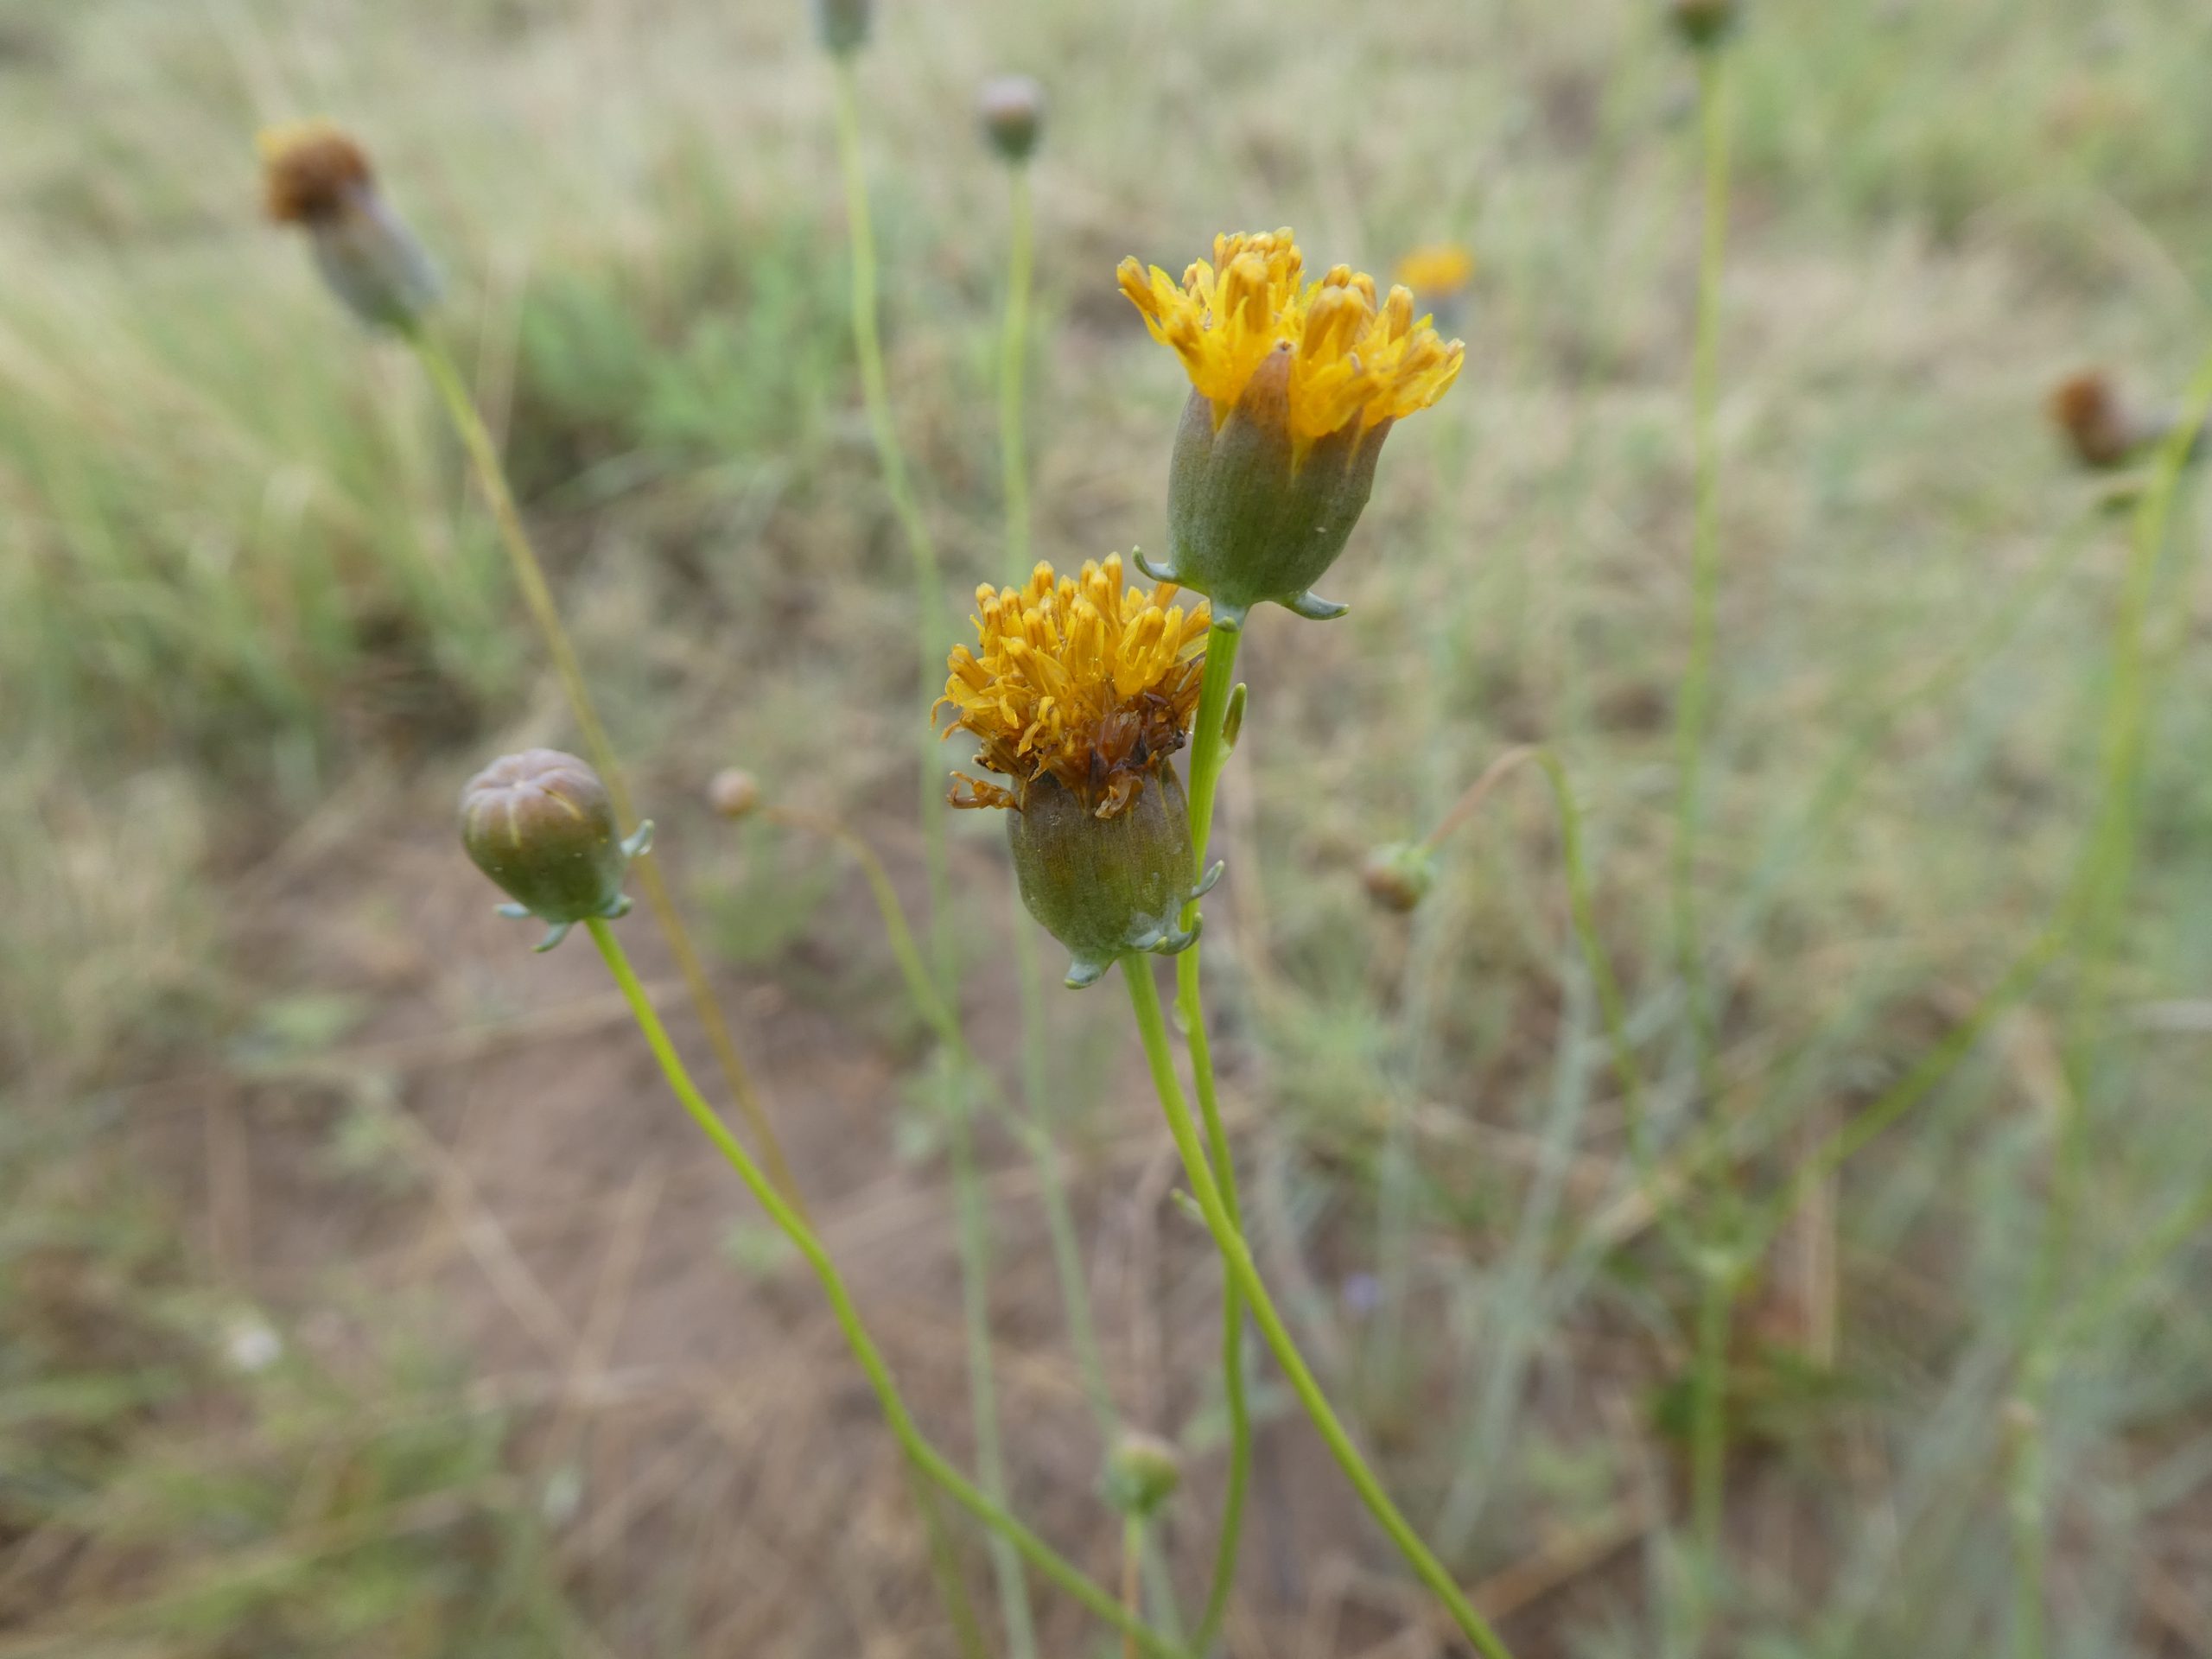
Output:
[
  {"xmin": 460, "ymin": 750, "xmax": 651, "ymax": 950},
  {"xmin": 977, "ymin": 75, "xmax": 1045, "ymax": 164},
  {"xmin": 2046, "ymin": 368, "xmax": 2201, "ymax": 471},
  {"xmin": 1361, "ymin": 842, "xmax": 1438, "ymax": 913},
  {"xmin": 706, "ymin": 768, "xmax": 762, "ymax": 820}
]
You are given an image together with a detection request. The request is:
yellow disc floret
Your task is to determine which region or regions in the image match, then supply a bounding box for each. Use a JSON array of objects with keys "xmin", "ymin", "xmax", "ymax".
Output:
[
  {"xmin": 1116, "ymin": 228, "xmax": 1465, "ymax": 454},
  {"xmin": 1395, "ymin": 243, "xmax": 1475, "ymax": 299},
  {"xmin": 938, "ymin": 555, "xmax": 1211, "ymax": 819}
]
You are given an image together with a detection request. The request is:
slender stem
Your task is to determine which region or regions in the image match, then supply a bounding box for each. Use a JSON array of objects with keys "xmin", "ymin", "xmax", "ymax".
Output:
[
  {"xmin": 410, "ymin": 329, "xmax": 807, "ymax": 1216},
  {"xmin": 1123, "ymin": 963, "xmax": 1516, "ymax": 1659},
  {"xmin": 1000, "ymin": 162, "xmax": 1035, "ymax": 582},
  {"xmin": 584, "ymin": 917, "xmax": 1185, "ymax": 1659},
  {"xmin": 1670, "ymin": 48, "xmax": 1732, "ymax": 1102},
  {"xmin": 1122, "ymin": 1516, "xmax": 1145, "ymax": 1659},
  {"xmin": 1688, "ymin": 1258, "xmax": 1738, "ymax": 1568},
  {"xmin": 2007, "ymin": 344, "xmax": 2212, "ymax": 1651},
  {"xmin": 1170, "ymin": 621, "xmax": 1251, "ymax": 1653},
  {"xmin": 833, "ymin": 61, "xmax": 1032, "ymax": 1655},
  {"xmin": 830, "ymin": 55, "xmax": 954, "ymax": 975}
]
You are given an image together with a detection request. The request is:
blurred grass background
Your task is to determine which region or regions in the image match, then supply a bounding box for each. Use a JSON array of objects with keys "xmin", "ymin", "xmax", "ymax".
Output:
[{"xmin": 7, "ymin": 0, "xmax": 2212, "ymax": 1653}]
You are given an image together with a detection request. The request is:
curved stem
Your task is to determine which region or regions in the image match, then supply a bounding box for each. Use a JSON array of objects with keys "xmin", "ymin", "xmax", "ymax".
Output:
[
  {"xmin": 410, "ymin": 329, "xmax": 807, "ymax": 1217},
  {"xmin": 584, "ymin": 917, "xmax": 1185, "ymax": 1659},
  {"xmin": 1670, "ymin": 48, "xmax": 1732, "ymax": 1103},
  {"xmin": 1123, "ymin": 962, "xmax": 1516, "ymax": 1659},
  {"xmin": 1000, "ymin": 162, "xmax": 1035, "ymax": 582},
  {"xmin": 1170, "ymin": 622, "xmax": 1251, "ymax": 1652}
]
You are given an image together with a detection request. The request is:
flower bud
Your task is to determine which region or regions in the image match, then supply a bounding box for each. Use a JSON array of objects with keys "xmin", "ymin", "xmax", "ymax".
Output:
[
  {"xmin": 810, "ymin": 0, "xmax": 873, "ymax": 56},
  {"xmin": 2046, "ymin": 368, "xmax": 2202, "ymax": 472},
  {"xmin": 257, "ymin": 123, "xmax": 440, "ymax": 332},
  {"xmin": 977, "ymin": 75, "xmax": 1045, "ymax": 164},
  {"xmin": 1360, "ymin": 842, "xmax": 1437, "ymax": 913},
  {"xmin": 706, "ymin": 768, "xmax": 762, "ymax": 820},
  {"xmin": 1009, "ymin": 770, "xmax": 1213, "ymax": 988},
  {"xmin": 460, "ymin": 750, "xmax": 652, "ymax": 951},
  {"xmin": 1668, "ymin": 0, "xmax": 1742, "ymax": 49},
  {"xmin": 1102, "ymin": 1432, "xmax": 1183, "ymax": 1519}
]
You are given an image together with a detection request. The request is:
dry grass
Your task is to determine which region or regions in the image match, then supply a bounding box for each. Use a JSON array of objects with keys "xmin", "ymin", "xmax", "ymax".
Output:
[{"xmin": 7, "ymin": 0, "xmax": 2212, "ymax": 1654}]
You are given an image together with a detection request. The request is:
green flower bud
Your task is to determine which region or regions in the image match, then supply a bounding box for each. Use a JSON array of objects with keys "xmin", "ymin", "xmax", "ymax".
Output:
[
  {"xmin": 1007, "ymin": 769, "xmax": 1216, "ymax": 988},
  {"xmin": 1668, "ymin": 0, "xmax": 1741, "ymax": 50},
  {"xmin": 1102, "ymin": 1432, "xmax": 1183, "ymax": 1519},
  {"xmin": 811, "ymin": 0, "xmax": 873, "ymax": 56},
  {"xmin": 258, "ymin": 124, "xmax": 440, "ymax": 333},
  {"xmin": 1138, "ymin": 352, "xmax": 1391, "ymax": 631},
  {"xmin": 977, "ymin": 75, "xmax": 1045, "ymax": 164},
  {"xmin": 460, "ymin": 750, "xmax": 652, "ymax": 951},
  {"xmin": 1361, "ymin": 842, "xmax": 1437, "ymax": 913}
]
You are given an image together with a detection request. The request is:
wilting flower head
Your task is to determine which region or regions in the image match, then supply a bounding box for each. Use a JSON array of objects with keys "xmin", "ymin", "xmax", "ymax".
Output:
[
  {"xmin": 1117, "ymin": 229, "xmax": 1464, "ymax": 626},
  {"xmin": 977, "ymin": 75, "xmax": 1045, "ymax": 163},
  {"xmin": 2046, "ymin": 368, "xmax": 2201, "ymax": 472},
  {"xmin": 460, "ymin": 750, "xmax": 652, "ymax": 951},
  {"xmin": 937, "ymin": 556, "xmax": 1217, "ymax": 986},
  {"xmin": 257, "ymin": 122, "xmax": 439, "ymax": 331},
  {"xmin": 811, "ymin": 0, "xmax": 873, "ymax": 55}
]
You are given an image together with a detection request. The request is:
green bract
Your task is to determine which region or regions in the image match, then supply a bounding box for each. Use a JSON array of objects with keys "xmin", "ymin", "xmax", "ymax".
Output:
[
  {"xmin": 1007, "ymin": 770, "xmax": 1215, "ymax": 988},
  {"xmin": 1137, "ymin": 352, "xmax": 1390, "ymax": 631}
]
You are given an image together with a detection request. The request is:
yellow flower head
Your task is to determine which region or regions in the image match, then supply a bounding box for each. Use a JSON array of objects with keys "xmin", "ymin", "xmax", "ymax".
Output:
[
  {"xmin": 1116, "ymin": 228, "xmax": 1465, "ymax": 456},
  {"xmin": 938, "ymin": 555, "xmax": 1211, "ymax": 820},
  {"xmin": 1395, "ymin": 243, "xmax": 1475, "ymax": 299}
]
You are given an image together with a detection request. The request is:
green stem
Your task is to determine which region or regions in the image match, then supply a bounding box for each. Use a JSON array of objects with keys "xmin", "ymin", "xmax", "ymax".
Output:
[
  {"xmin": 2008, "ymin": 344, "xmax": 2212, "ymax": 1653},
  {"xmin": 1688, "ymin": 1257, "xmax": 1738, "ymax": 1573},
  {"xmin": 584, "ymin": 917, "xmax": 1185, "ymax": 1659},
  {"xmin": 831, "ymin": 60, "xmax": 1031, "ymax": 1656},
  {"xmin": 1171, "ymin": 622, "xmax": 1250, "ymax": 1653},
  {"xmin": 409, "ymin": 328, "xmax": 808, "ymax": 1217},
  {"xmin": 831, "ymin": 54, "xmax": 953, "ymax": 974},
  {"xmin": 1670, "ymin": 48, "xmax": 1732, "ymax": 1102},
  {"xmin": 1000, "ymin": 162, "xmax": 1035, "ymax": 582},
  {"xmin": 1122, "ymin": 962, "xmax": 1515, "ymax": 1659}
]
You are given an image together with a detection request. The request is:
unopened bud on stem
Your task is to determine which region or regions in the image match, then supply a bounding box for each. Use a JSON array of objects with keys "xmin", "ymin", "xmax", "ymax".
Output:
[
  {"xmin": 977, "ymin": 75, "xmax": 1045, "ymax": 164},
  {"xmin": 460, "ymin": 749, "xmax": 652, "ymax": 951},
  {"xmin": 1103, "ymin": 1432, "xmax": 1183, "ymax": 1519},
  {"xmin": 811, "ymin": 0, "xmax": 873, "ymax": 56}
]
